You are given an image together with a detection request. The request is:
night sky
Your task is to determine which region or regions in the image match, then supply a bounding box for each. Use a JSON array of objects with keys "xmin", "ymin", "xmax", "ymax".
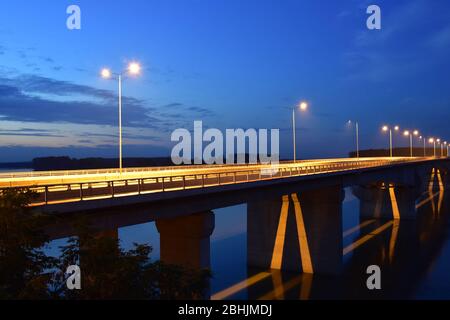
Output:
[{"xmin": 1, "ymin": 0, "xmax": 450, "ymax": 161}]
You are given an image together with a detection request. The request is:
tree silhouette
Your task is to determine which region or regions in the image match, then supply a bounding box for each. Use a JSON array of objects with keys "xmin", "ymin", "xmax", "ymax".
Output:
[
  {"xmin": 0, "ymin": 188, "xmax": 56, "ymax": 299},
  {"xmin": 1, "ymin": 188, "xmax": 210, "ymax": 300}
]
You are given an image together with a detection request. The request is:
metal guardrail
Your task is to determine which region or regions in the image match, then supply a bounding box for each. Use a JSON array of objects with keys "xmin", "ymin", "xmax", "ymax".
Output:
[
  {"xmin": 0, "ymin": 158, "xmax": 432, "ymax": 207},
  {"xmin": 0, "ymin": 158, "xmax": 337, "ymax": 179}
]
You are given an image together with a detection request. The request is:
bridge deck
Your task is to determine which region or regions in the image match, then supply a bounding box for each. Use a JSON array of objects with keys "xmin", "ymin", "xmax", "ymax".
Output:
[{"xmin": 0, "ymin": 157, "xmax": 437, "ymax": 207}]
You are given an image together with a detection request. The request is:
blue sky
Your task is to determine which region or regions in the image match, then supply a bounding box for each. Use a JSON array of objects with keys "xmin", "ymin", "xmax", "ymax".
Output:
[{"xmin": 1, "ymin": 0, "xmax": 450, "ymax": 161}]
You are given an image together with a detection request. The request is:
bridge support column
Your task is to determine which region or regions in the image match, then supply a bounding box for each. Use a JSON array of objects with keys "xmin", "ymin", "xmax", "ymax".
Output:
[
  {"xmin": 353, "ymin": 184, "xmax": 418, "ymax": 220},
  {"xmin": 248, "ymin": 186, "xmax": 344, "ymax": 275},
  {"xmin": 156, "ymin": 211, "xmax": 215, "ymax": 270}
]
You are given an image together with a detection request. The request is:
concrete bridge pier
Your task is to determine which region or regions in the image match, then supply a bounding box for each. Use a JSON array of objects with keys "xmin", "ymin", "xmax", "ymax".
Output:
[
  {"xmin": 155, "ymin": 211, "xmax": 215, "ymax": 270},
  {"xmin": 353, "ymin": 184, "xmax": 419, "ymax": 220},
  {"xmin": 247, "ymin": 186, "xmax": 344, "ymax": 275}
]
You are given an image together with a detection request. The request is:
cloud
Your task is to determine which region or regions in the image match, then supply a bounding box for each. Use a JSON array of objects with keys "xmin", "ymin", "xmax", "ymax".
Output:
[
  {"xmin": 163, "ymin": 102, "xmax": 183, "ymax": 108},
  {"xmin": 186, "ymin": 106, "xmax": 215, "ymax": 117},
  {"xmin": 428, "ymin": 25, "xmax": 450, "ymax": 49},
  {"xmin": 40, "ymin": 57, "xmax": 55, "ymax": 64},
  {"xmin": 0, "ymin": 128, "xmax": 55, "ymax": 133},
  {"xmin": 0, "ymin": 75, "xmax": 160, "ymax": 128},
  {"xmin": 0, "ymin": 132, "xmax": 65, "ymax": 138},
  {"xmin": 160, "ymin": 102, "xmax": 214, "ymax": 118},
  {"xmin": 341, "ymin": 0, "xmax": 438, "ymax": 83},
  {"xmin": 0, "ymin": 128, "xmax": 65, "ymax": 138},
  {"xmin": 0, "ymin": 72, "xmax": 219, "ymax": 148}
]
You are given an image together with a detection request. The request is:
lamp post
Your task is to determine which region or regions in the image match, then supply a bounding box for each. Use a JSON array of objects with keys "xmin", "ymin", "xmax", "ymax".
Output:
[
  {"xmin": 402, "ymin": 130, "xmax": 419, "ymax": 158},
  {"xmin": 429, "ymin": 138, "xmax": 436, "ymax": 157},
  {"xmin": 292, "ymin": 101, "xmax": 308, "ymax": 163},
  {"xmin": 419, "ymin": 136, "xmax": 426, "ymax": 157},
  {"xmin": 404, "ymin": 130, "xmax": 412, "ymax": 158},
  {"xmin": 382, "ymin": 125, "xmax": 393, "ymax": 157},
  {"xmin": 437, "ymin": 139, "xmax": 442, "ymax": 158},
  {"xmin": 413, "ymin": 130, "xmax": 419, "ymax": 157},
  {"xmin": 101, "ymin": 62, "xmax": 141, "ymax": 173},
  {"xmin": 349, "ymin": 120, "xmax": 359, "ymax": 158}
]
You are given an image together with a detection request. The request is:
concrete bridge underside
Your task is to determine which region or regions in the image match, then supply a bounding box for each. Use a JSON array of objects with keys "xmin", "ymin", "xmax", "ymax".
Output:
[{"xmin": 40, "ymin": 159, "xmax": 450, "ymax": 276}]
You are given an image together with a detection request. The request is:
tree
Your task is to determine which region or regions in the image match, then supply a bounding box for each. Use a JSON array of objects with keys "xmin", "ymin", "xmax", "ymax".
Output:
[
  {"xmin": 52, "ymin": 220, "xmax": 211, "ymax": 300},
  {"xmin": 0, "ymin": 188, "xmax": 56, "ymax": 299},
  {"xmin": 0, "ymin": 188, "xmax": 210, "ymax": 300}
]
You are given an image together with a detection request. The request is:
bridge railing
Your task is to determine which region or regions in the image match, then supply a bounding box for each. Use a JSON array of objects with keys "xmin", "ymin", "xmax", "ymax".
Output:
[
  {"xmin": 1, "ymin": 157, "xmax": 432, "ymax": 207},
  {"xmin": 0, "ymin": 157, "xmax": 419, "ymax": 179}
]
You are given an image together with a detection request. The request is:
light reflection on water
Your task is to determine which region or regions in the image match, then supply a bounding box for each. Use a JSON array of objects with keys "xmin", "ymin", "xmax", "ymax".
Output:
[{"xmin": 44, "ymin": 187, "xmax": 450, "ymax": 300}]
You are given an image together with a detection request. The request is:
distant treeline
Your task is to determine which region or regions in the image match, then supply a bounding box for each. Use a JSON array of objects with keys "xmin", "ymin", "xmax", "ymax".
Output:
[
  {"xmin": 1, "ymin": 149, "xmax": 439, "ymax": 172},
  {"xmin": 31, "ymin": 154, "xmax": 264, "ymax": 171},
  {"xmin": 31, "ymin": 156, "xmax": 175, "ymax": 171},
  {"xmin": 349, "ymin": 147, "xmax": 438, "ymax": 158}
]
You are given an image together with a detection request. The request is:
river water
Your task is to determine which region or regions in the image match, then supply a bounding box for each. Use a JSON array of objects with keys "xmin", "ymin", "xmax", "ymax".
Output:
[{"xmin": 42, "ymin": 186, "xmax": 450, "ymax": 300}]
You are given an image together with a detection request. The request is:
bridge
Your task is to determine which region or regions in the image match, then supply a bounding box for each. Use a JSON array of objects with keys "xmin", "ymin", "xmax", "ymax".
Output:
[
  {"xmin": 2, "ymin": 156, "xmax": 450, "ymax": 285},
  {"xmin": 0, "ymin": 157, "xmax": 443, "ymax": 212}
]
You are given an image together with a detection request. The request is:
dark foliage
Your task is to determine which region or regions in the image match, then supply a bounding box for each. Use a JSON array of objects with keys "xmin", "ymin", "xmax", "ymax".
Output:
[{"xmin": 0, "ymin": 188, "xmax": 210, "ymax": 300}]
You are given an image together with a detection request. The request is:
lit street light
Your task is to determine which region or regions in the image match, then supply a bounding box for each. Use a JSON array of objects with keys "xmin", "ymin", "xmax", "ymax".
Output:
[
  {"xmin": 292, "ymin": 101, "xmax": 308, "ymax": 163},
  {"xmin": 429, "ymin": 138, "xmax": 436, "ymax": 157},
  {"xmin": 437, "ymin": 139, "xmax": 442, "ymax": 157},
  {"xmin": 101, "ymin": 61, "xmax": 142, "ymax": 173},
  {"xmin": 348, "ymin": 120, "xmax": 359, "ymax": 159},
  {"xmin": 419, "ymin": 136, "xmax": 426, "ymax": 157},
  {"xmin": 382, "ymin": 125, "xmax": 396, "ymax": 157},
  {"xmin": 413, "ymin": 130, "xmax": 419, "ymax": 157},
  {"xmin": 402, "ymin": 129, "xmax": 419, "ymax": 158},
  {"xmin": 403, "ymin": 130, "xmax": 412, "ymax": 158}
]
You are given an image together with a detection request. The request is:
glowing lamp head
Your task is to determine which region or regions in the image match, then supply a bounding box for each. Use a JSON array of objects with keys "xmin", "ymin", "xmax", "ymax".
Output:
[
  {"xmin": 404, "ymin": 130, "xmax": 410, "ymax": 136},
  {"xmin": 413, "ymin": 130, "xmax": 419, "ymax": 136},
  {"xmin": 394, "ymin": 126, "xmax": 400, "ymax": 131},
  {"xmin": 382, "ymin": 126, "xmax": 389, "ymax": 132},
  {"xmin": 299, "ymin": 101, "xmax": 308, "ymax": 111},
  {"xmin": 128, "ymin": 62, "xmax": 141, "ymax": 75},
  {"xmin": 101, "ymin": 68, "xmax": 112, "ymax": 79},
  {"xmin": 429, "ymin": 138, "xmax": 435, "ymax": 143},
  {"xmin": 437, "ymin": 139, "xmax": 441, "ymax": 143}
]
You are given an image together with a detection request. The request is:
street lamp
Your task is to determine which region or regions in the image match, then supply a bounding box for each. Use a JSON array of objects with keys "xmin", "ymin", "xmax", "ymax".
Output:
[
  {"xmin": 101, "ymin": 61, "xmax": 142, "ymax": 173},
  {"xmin": 382, "ymin": 125, "xmax": 393, "ymax": 157},
  {"xmin": 402, "ymin": 130, "xmax": 418, "ymax": 158},
  {"xmin": 403, "ymin": 130, "xmax": 413, "ymax": 158},
  {"xmin": 419, "ymin": 136, "xmax": 426, "ymax": 157},
  {"xmin": 413, "ymin": 130, "xmax": 419, "ymax": 157},
  {"xmin": 437, "ymin": 139, "xmax": 442, "ymax": 158},
  {"xmin": 292, "ymin": 101, "xmax": 308, "ymax": 163},
  {"xmin": 429, "ymin": 138, "xmax": 436, "ymax": 157},
  {"xmin": 348, "ymin": 120, "xmax": 359, "ymax": 159}
]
